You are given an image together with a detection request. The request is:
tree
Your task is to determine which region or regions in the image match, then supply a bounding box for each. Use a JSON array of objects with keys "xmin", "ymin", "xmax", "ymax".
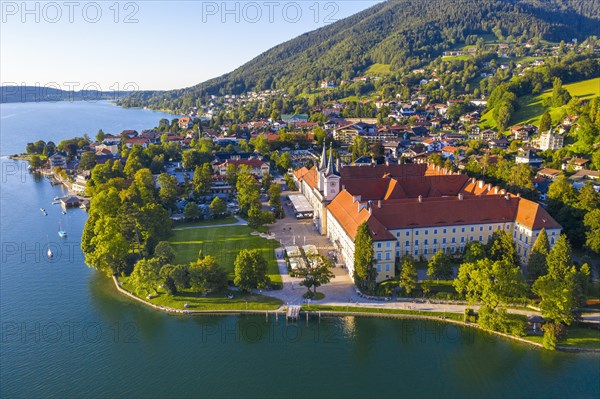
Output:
[
  {"xmin": 189, "ymin": 256, "xmax": 228, "ymax": 293},
  {"xmin": 193, "ymin": 163, "xmax": 213, "ymax": 197},
  {"xmin": 268, "ymin": 183, "xmax": 282, "ymax": 218},
  {"xmin": 546, "ymin": 235, "xmax": 573, "ymax": 279},
  {"xmin": 527, "ymin": 229, "xmax": 550, "ymax": 281},
  {"xmin": 85, "ymin": 216, "xmax": 129, "ymax": 276},
  {"xmin": 427, "ymin": 250, "xmax": 453, "ymax": 281},
  {"xmin": 351, "ymin": 135, "xmax": 369, "ymax": 161},
  {"xmin": 539, "ymin": 111, "xmax": 552, "ymax": 132},
  {"xmin": 577, "ymin": 183, "xmax": 599, "ymax": 212},
  {"xmin": 463, "ymin": 241, "xmax": 486, "ymax": 263},
  {"xmin": 297, "ymin": 255, "xmax": 335, "ymax": 297},
  {"xmin": 124, "ymin": 146, "xmax": 145, "ymax": 177},
  {"xmin": 247, "ymin": 205, "xmax": 275, "ymax": 229},
  {"xmin": 547, "ymin": 175, "xmax": 577, "ymax": 210},
  {"xmin": 154, "ymin": 241, "xmax": 176, "ymax": 265},
  {"xmin": 236, "ymin": 168, "xmax": 261, "ymax": 216},
  {"xmin": 486, "ymin": 230, "xmax": 520, "ymax": 265},
  {"xmin": 29, "ymin": 154, "xmax": 43, "ymax": 169},
  {"xmin": 96, "ymin": 129, "xmax": 106, "ymax": 143},
  {"xmin": 354, "ymin": 222, "xmax": 375, "ymax": 291},
  {"xmin": 157, "ymin": 173, "xmax": 179, "ymax": 210},
  {"xmin": 276, "ymin": 152, "xmax": 291, "ymax": 172},
  {"xmin": 533, "ymin": 271, "xmax": 579, "ymax": 325},
  {"xmin": 399, "ymin": 256, "xmax": 418, "ymax": 295},
  {"xmin": 584, "ymin": 209, "xmax": 600, "ymax": 253},
  {"xmin": 129, "ymin": 258, "xmax": 162, "ymax": 296},
  {"xmin": 167, "ymin": 264, "xmax": 190, "ymax": 290},
  {"xmin": 542, "ymin": 322, "xmax": 566, "ymax": 350},
  {"xmin": 184, "ymin": 202, "xmax": 200, "ymax": 220},
  {"xmin": 261, "ymin": 171, "xmax": 273, "ymax": 191},
  {"xmin": 454, "ymin": 258, "xmax": 527, "ymax": 310},
  {"xmin": 234, "ymin": 249, "xmax": 270, "ymax": 292},
  {"xmin": 209, "ymin": 197, "xmax": 227, "ymax": 217},
  {"xmin": 551, "ymin": 78, "xmax": 571, "ymax": 107},
  {"xmin": 79, "ymin": 151, "xmax": 96, "ymax": 171},
  {"xmin": 225, "ymin": 163, "xmax": 238, "ymax": 188},
  {"xmin": 250, "ymin": 134, "xmax": 270, "ymax": 155}
]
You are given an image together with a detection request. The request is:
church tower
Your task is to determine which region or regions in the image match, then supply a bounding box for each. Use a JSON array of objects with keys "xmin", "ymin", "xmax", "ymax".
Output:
[
  {"xmin": 323, "ymin": 145, "xmax": 341, "ymax": 201},
  {"xmin": 317, "ymin": 142, "xmax": 327, "ymax": 192}
]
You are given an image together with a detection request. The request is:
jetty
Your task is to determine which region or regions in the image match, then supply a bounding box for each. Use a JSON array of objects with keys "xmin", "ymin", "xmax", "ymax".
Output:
[{"xmin": 286, "ymin": 305, "xmax": 301, "ymax": 320}]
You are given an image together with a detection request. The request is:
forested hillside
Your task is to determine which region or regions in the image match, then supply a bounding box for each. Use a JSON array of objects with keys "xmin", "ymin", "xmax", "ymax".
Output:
[{"xmin": 120, "ymin": 0, "xmax": 600, "ymax": 110}]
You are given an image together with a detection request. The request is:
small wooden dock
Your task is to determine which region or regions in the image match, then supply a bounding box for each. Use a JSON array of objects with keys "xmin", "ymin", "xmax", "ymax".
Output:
[{"xmin": 286, "ymin": 306, "xmax": 300, "ymax": 320}]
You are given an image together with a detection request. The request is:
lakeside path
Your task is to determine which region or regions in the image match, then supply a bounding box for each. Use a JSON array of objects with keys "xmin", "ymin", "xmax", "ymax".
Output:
[
  {"xmin": 264, "ymin": 249, "xmax": 600, "ymax": 325},
  {"xmin": 172, "ymin": 216, "xmax": 248, "ymax": 231}
]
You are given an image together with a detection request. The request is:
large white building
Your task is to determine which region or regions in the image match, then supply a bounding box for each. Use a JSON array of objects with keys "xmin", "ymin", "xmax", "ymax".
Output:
[
  {"xmin": 537, "ymin": 130, "xmax": 564, "ymax": 150},
  {"xmin": 295, "ymin": 146, "xmax": 561, "ymax": 282}
]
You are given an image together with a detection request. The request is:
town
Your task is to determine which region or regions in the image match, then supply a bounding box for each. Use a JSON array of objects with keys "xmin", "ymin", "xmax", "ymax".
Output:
[{"xmin": 20, "ymin": 34, "xmax": 600, "ymax": 352}]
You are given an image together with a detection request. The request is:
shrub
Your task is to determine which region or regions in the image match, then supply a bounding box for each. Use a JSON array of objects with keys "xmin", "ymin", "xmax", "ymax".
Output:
[
  {"xmin": 464, "ymin": 308, "xmax": 477, "ymax": 323},
  {"xmin": 542, "ymin": 322, "xmax": 567, "ymax": 350},
  {"xmin": 478, "ymin": 307, "xmax": 526, "ymax": 336}
]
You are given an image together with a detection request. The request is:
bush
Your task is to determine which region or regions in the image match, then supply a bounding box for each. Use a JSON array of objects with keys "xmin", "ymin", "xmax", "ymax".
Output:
[
  {"xmin": 464, "ymin": 308, "xmax": 477, "ymax": 323},
  {"xmin": 542, "ymin": 322, "xmax": 567, "ymax": 350},
  {"xmin": 478, "ymin": 307, "xmax": 527, "ymax": 336},
  {"xmin": 433, "ymin": 292, "xmax": 456, "ymax": 300}
]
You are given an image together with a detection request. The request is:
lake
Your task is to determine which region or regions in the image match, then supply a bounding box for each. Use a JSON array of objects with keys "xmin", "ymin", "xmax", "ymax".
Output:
[
  {"xmin": 0, "ymin": 101, "xmax": 178, "ymax": 156},
  {"xmin": 0, "ymin": 102, "xmax": 599, "ymax": 398}
]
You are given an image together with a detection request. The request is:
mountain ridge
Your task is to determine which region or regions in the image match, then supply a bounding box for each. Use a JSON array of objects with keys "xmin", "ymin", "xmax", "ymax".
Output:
[{"xmin": 122, "ymin": 0, "xmax": 600, "ymax": 109}]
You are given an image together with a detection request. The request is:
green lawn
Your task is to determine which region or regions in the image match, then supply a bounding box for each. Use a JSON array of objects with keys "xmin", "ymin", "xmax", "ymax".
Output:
[
  {"xmin": 120, "ymin": 278, "xmax": 282, "ymax": 311},
  {"xmin": 523, "ymin": 326, "xmax": 600, "ymax": 350},
  {"xmin": 480, "ymin": 77, "xmax": 600, "ymax": 130},
  {"xmin": 169, "ymin": 225, "xmax": 282, "ymax": 284},
  {"xmin": 511, "ymin": 77, "xmax": 600, "ymax": 127},
  {"xmin": 366, "ymin": 63, "xmax": 391, "ymax": 75},
  {"xmin": 302, "ymin": 305, "xmax": 463, "ymax": 321},
  {"xmin": 173, "ymin": 216, "xmax": 238, "ymax": 229},
  {"xmin": 442, "ymin": 54, "xmax": 473, "ymax": 61}
]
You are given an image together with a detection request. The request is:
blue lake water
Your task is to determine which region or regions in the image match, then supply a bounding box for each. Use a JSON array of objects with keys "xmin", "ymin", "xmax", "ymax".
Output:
[
  {"xmin": 0, "ymin": 101, "xmax": 178, "ymax": 156},
  {"xmin": 1, "ymin": 102, "xmax": 599, "ymax": 398}
]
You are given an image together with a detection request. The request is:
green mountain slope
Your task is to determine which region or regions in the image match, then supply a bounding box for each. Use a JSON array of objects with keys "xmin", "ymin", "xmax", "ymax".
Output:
[{"xmin": 123, "ymin": 0, "xmax": 600, "ymax": 109}]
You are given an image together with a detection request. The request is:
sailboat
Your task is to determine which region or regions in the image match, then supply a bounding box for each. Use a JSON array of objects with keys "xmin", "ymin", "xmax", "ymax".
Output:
[
  {"xmin": 58, "ymin": 220, "xmax": 67, "ymax": 238},
  {"xmin": 46, "ymin": 236, "xmax": 53, "ymax": 258}
]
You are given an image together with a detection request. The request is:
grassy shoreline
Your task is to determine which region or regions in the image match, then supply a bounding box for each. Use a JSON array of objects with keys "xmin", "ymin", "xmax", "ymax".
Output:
[{"xmin": 112, "ymin": 278, "xmax": 600, "ymax": 353}]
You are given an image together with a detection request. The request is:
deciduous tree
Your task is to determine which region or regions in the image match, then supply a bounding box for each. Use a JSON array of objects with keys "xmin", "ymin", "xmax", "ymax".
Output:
[{"xmin": 234, "ymin": 249, "xmax": 270, "ymax": 292}]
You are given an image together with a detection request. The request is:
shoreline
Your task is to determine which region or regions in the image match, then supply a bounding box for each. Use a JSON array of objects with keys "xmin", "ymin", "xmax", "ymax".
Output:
[{"xmin": 111, "ymin": 276, "xmax": 600, "ymax": 353}]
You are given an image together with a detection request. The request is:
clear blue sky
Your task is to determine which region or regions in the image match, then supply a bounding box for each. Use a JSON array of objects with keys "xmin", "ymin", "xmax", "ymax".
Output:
[{"xmin": 1, "ymin": 1, "xmax": 382, "ymax": 91}]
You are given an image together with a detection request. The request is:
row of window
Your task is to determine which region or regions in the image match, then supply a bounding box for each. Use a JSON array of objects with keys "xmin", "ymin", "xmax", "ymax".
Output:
[{"xmin": 391, "ymin": 224, "xmax": 511, "ymax": 239}]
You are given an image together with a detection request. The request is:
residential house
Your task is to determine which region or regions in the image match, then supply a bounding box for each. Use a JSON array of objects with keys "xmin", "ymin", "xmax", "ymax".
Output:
[
  {"xmin": 562, "ymin": 157, "xmax": 590, "ymax": 171},
  {"xmin": 48, "ymin": 152, "xmax": 67, "ymax": 169},
  {"xmin": 537, "ymin": 168, "xmax": 562, "ymax": 180},
  {"xmin": 72, "ymin": 172, "xmax": 90, "ymax": 194},
  {"xmin": 488, "ymin": 137, "xmax": 509, "ymax": 149},
  {"xmin": 178, "ymin": 117, "xmax": 192, "ymax": 130},
  {"xmin": 537, "ymin": 130, "xmax": 564, "ymax": 151},
  {"xmin": 512, "ymin": 125, "xmax": 537, "ymax": 141},
  {"xmin": 124, "ymin": 137, "xmax": 150, "ymax": 149},
  {"xmin": 481, "ymin": 129, "xmax": 499, "ymax": 141},
  {"xmin": 515, "ymin": 149, "xmax": 543, "ymax": 166},
  {"xmin": 568, "ymin": 170, "xmax": 600, "ymax": 190},
  {"xmin": 216, "ymin": 159, "xmax": 270, "ymax": 177}
]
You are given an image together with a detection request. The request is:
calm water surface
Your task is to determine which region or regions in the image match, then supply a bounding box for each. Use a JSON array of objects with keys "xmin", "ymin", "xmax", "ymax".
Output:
[
  {"xmin": 0, "ymin": 101, "xmax": 178, "ymax": 156},
  {"xmin": 1, "ymin": 103, "xmax": 599, "ymax": 398}
]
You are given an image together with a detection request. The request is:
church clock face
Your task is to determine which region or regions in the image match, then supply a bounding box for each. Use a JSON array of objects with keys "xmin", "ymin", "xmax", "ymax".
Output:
[{"xmin": 330, "ymin": 182, "xmax": 335, "ymax": 187}]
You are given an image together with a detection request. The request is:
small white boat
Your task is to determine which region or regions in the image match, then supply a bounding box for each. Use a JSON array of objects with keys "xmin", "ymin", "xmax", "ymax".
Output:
[
  {"xmin": 47, "ymin": 247, "xmax": 53, "ymax": 258},
  {"xmin": 58, "ymin": 220, "xmax": 67, "ymax": 238},
  {"xmin": 40, "ymin": 208, "xmax": 46, "ymax": 213}
]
